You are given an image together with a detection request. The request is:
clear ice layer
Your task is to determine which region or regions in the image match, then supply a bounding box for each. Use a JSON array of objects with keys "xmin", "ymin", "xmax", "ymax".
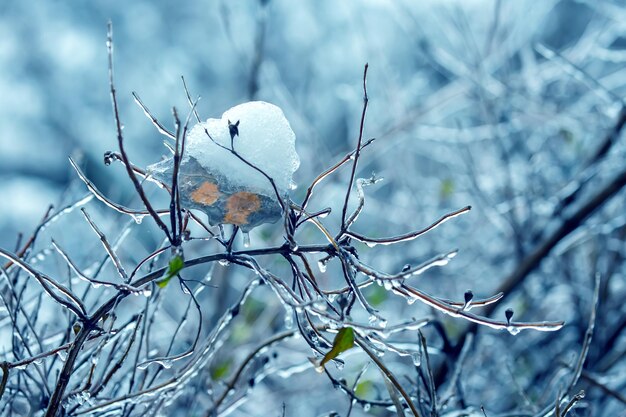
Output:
[{"xmin": 148, "ymin": 101, "xmax": 299, "ymax": 231}]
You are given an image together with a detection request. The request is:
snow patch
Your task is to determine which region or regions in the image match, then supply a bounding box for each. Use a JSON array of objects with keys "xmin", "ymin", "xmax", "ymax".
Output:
[
  {"xmin": 148, "ymin": 101, "xmax": 299, "ymax": 231},
  {"xmin": 186, "ymin": 101, "xmax": 300, "ymax": 196}
]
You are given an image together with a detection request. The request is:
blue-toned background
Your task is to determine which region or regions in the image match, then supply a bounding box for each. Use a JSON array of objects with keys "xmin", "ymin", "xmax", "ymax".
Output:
[{"xmin": 1, "ymin": 1, "xmax": 625, "ymax": 416}]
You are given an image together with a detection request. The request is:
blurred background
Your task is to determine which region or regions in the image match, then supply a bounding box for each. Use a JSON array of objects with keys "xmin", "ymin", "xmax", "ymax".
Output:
[{"xmin": 1, "ymin": 0, "xmax": 625, "ymax": 416}]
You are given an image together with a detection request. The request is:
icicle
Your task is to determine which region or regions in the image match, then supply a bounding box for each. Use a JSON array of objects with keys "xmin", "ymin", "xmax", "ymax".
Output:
[
  {"xmin": 138, "ymin": 358, "xmax": 174, "ymax": 370},
  {"xmin": 411, "ymin": 351, "xmax": 421, "ymax": 367},
  {"xmin": 132, "ymin": 214, "xmax": 146, "ymax": 224},
  {"xmin": 506, "ymin": 326, "xmax": 521, "ymax": 336},
  {"xmin": 318, "ymin": 259, "xmax": 329, "ymax": 273}
]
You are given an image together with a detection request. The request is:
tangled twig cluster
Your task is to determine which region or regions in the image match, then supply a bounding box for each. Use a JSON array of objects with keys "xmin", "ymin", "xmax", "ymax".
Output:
[{"xmin": 0, "ymin": 23, "xmax": 566, "ymax": 417}]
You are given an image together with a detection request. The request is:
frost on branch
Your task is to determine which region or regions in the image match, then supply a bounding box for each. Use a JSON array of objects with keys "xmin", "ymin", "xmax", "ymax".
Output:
[{"xmin": 148, "ymin": 101, "xmax": 300, "ymax": 231}]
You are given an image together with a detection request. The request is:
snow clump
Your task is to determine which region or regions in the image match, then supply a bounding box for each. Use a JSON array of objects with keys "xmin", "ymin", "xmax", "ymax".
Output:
[{"xmin": 148, "ymin": 101, "xmax": 299, "ymax": 231}]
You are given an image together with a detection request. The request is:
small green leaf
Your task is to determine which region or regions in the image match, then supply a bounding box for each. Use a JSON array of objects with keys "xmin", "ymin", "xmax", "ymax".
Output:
[
  {"xmin": 366, "ymin": 285, "xmax": 388, "ymax": 307},
  {"xmin": 242, "ymin": 297, "xmax": 265, "ymax": 324},
  {"xmin": 316, "ymin": 327, "xmax": 355, "ymax": 372},
  {"xmin": 439, "ymin": 178, "xmax": 455, "ymax": 200},
  {"xmin": 156, "ymin": 255, "xmax": 184, "ymax": 288},
  {"xmin": 355, "ymin": 380, "xmax": 374, "ymax": 398},
  {"xmin": 210, "ymin": 358, "xmax": 232, "ymax": 381},
  {"xmin": 230, "ymin": 322, "xmax": 251, "ymax": 344}
]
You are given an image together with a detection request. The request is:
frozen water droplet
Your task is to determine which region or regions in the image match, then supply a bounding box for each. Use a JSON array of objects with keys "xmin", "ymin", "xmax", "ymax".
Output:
[
  {"xmin": 505, "ymin": 308, "xmax": 514, "ymax": 325},
  {"xmin": 242, "ymin": 232, "xmax": 251, "ymax": 248},
  {"xmin": 411, "ymin": 352, "xmax": 421, "ymax": 366},
  {"xmin": 81, "ymin": 391, "xmax": 92, "ymax": 405},
  {"xmin": 219, "ymin": 259, "xmax": 230, "ymax": 267},
  {"xmin": 318, "ymin": 259, "xmax": 328, "ymax": 273},
  {"xmin": 406, "ymin": 297, "xmax": 417, "ymax": 305},
  {"xmin": 364, "ymin": 241, "xmax": 377, "ymax": 248},
  {"xmin": 289, "ymin": 181, "xmax": 298, "ymax": 190},
  {"xmin": 368, "ymin": 314, "xmax": 387, "ymax": 329},
  {"xmin": 313, "ymin": 301, "xmax": 327, "ymax": 311},
  {"xmin": 377, "ymin": 329, "xmax": 390, "ymax": 340},
  {"xmin": 506, "ymin": 326, "xmax": 521, "ymax": 336},
  {"xmin": 132, "ymin": 215, "xmax": 144, "ymax": 224},
  {"xmin": 159, "ymin": 359, "xmax": 174, "ymax": 369},
  {"xmin": 137, "ymin": 359, "xmax": 173, "ymax": 370},
  {"xmin": 64, "ymin": 391, "xmax": 91, "ymax": 407},
  {"xmin": 363, "ymin": 403, "xmax": 371, "ymax": 412},
  {"xmin": 284, "ymin": 312, "xmax": 293, "ymax": 329}
]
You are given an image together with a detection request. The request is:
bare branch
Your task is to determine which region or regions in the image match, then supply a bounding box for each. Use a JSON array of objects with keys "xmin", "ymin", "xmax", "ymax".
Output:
[
  {"xmin": 106, "ymin": 21, "xmax": 173, "ymax": 243},
  {"xmin": 346, "ymin": 206, "xmax": 471, "ymax": 246}
]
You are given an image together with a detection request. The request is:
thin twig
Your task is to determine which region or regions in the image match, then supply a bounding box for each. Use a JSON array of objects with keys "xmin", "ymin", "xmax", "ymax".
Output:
[
  {"xmin": 205, "ymin": 330, "xmax": 298, "ymax": 416},
  {"xmin": 132, "ymin": 92, "xmax": 176, "ymax": 139},
  {"xmin": 341, "ymin": 63, "xmax": 369, "ymax": 233},
  {"xmin": 81, "ymin": 208, "xmax": 129, "ymax": 283},
  {"xmin": 106, "ymin": 21, "xmax": 172, "ymax": 243},
  {"xmin": 346, "ymin": 205, "xmax": 471, "ymax": 246},
  {"xmin": 0, "ymin": 362, "xmax": 8, "ymax": 401},
  {"xmin": 299, "ymin": 137, "xmax": 375, "ymax": 217},
  {"xmin": 356, "ymin": 336, "xmax": 421, "ymax": 417}
]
